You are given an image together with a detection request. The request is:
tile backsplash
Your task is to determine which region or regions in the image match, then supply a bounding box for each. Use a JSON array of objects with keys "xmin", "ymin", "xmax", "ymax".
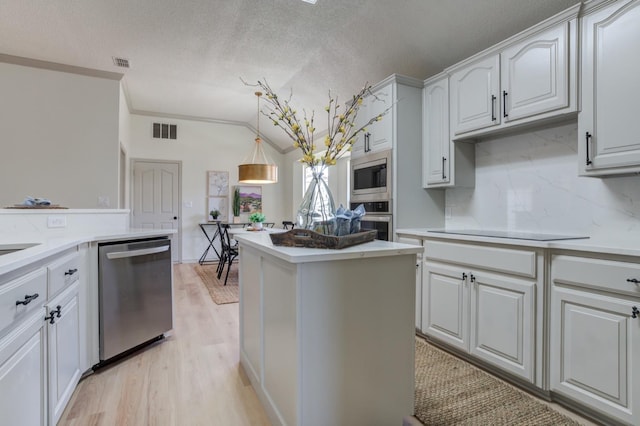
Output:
[{"xmin": 445, "ymin": 122, "xmax": 640, "ymax": 237}]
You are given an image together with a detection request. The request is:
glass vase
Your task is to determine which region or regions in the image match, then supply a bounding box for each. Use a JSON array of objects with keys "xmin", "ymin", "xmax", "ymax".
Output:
[{"xmin": 296, "ymin": 167, "xmax": 336, "ymax": 235}]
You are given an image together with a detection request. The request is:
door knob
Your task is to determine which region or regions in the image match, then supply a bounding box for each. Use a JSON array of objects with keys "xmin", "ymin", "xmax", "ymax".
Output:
[{"xmin": 173, "ymin": 216, "xmax": 178, "ymax": 220}]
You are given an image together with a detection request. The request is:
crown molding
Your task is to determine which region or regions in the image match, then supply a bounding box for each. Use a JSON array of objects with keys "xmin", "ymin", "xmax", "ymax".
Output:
[{"xmin": 0, "ymin": 53, "xmax": 123, "ymax": 80}]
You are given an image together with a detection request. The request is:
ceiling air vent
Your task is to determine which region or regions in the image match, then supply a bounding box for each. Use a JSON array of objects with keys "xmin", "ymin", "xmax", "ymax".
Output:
[
  {"xmin": 112, "ymin": 56, "xmax": 130, "ymax": 68},
  {"xmin": 152, "ymin": 123, "xmax": 177, "ymax": 140}
]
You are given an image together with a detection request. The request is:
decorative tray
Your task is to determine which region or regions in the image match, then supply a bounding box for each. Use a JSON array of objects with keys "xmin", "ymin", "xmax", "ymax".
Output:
[{"xmin": 269, "ymin": 229, "xmax": 377, "ymax": 249}]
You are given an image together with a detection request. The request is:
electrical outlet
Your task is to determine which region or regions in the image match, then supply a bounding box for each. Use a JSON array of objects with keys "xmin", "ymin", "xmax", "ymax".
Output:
[
  {"xmin": 47, "ymin": 215, "xmax": 67, "ymax": 228},
  {"xmin": 98, "ymin": 196, "xmax": 110, "ymax": 208}
]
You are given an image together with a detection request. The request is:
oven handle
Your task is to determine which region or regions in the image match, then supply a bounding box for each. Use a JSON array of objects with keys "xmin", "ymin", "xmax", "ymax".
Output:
[
  {"xmin": 361, "ymin": 215, "xmax": 391, "ymax": 223},
  {"xmin": 106, "ymin": 245, "xmax": 169, "ymax": 260}
]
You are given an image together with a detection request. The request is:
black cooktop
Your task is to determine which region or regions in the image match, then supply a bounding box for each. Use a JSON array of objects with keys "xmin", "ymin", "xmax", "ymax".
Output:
[{"xmin": 428, "ymin": 229, "xmax": 590, "ymax": 241}]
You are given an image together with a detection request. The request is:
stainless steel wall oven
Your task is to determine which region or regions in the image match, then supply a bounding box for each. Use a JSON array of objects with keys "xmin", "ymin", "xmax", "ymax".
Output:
[{"xmin": 350, "ymin": 201, "xmax": 392, "ymax": 241}]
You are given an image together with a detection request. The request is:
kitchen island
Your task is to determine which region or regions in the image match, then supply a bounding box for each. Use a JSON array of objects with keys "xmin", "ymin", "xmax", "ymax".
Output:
[{"xmin": 234, "ymin": 232, "xmax": 422, "ymax": 426}]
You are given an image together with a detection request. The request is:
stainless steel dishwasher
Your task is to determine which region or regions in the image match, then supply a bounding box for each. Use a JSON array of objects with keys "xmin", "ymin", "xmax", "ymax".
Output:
[{"xmin": 97, "ymin": 237, "xmax": 173, "ymax": 366}]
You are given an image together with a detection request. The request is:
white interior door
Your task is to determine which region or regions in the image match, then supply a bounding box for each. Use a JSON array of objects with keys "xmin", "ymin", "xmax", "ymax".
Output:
[{"xmin": 131, "ymin": 159, "xmax": 181, "ymax": 262}]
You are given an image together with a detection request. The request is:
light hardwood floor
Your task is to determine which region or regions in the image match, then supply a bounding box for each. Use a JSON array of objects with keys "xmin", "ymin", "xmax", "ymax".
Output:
[{"xmin": 58, "ymin": 263, "xmax": 271, "ymax": 426}]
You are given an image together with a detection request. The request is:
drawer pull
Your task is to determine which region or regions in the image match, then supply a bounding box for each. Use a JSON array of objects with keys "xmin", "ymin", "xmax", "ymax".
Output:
[
  {"xmin": 627, "ymin": 278, "xmax": 640, "ymax": 284},
  {"xmin": 470, "ymin": 273, "xmax": 476, "ymax": 283},
  {"xmin": 462, "ymin": 272, "xmax": 467, "ymax": 281},
  {"xmin": 65, "ymin": 268, "xmax": 78, "ymax": 276},
  {"xmin": 16, "ymin": 293, "xmax": 39, "ymax": 306},
  {"xmin": 45, "ymin": 305, "xmax": 62, "ymax": 324},
  {"xmin": 633, "ymin": 307, "xmax": 639, "ymax": 319}
]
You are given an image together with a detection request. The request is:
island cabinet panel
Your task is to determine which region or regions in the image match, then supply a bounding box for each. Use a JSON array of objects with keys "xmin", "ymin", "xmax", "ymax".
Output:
[
  {"xmin": 236, "ymin": 234, "xmax": 419, "ymax": 426},
  {"xmin": 579, "ymin": 0, "xmax": 640, "ymax": 175},
  {"xmin": 239, "ymin": 248, "xmax": 262, "ymax": 383},
  {"xmin": 262, "ymin": 259, "xmax": 297, "ymax": 426}
]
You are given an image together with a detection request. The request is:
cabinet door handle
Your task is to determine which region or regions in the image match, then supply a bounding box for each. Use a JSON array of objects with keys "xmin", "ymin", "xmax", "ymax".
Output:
[
  {"xmin": 586, "ymin": 132, "xmax": 593, "ymax": 166},
  {"xmin": 627, "ymin": 278, "xmax": 640, "ymax": 284},
  {"xmin": 16, "ymin": 293, "xmax": 39, "ymax": 306},
  {"xmin": 44, "ymin": 305, "xmax": 62, "ymax": 324},
  {"xmin": 491, "ymin": 95, "xmax": 496, "ymax": 121},
  {"xmin": 442, "ymin": 157, "xmax": 447, "ymax": 180},
  {"xmin": 470, "ymin": 273, "xmax": 475, "ymax": 283},
  {"xmin": 502, "ymin": 91, "xmax": 508, "ymax": 118},
  {"xmin": 462, "ymin": 272, "xmax": 467, "ymax": 281},
  {"xmin": 65, "ymin": 268, "xmax": 78, "ymax": 276},
  {"xmin": 632, "ymin": 306, "xmax": 639, "ymax": 319}
]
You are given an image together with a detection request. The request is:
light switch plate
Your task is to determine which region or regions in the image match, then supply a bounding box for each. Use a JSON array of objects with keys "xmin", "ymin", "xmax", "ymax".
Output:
[{"xmin": 47, "ymin": 215, "xmax": 67, "ymax": 228}]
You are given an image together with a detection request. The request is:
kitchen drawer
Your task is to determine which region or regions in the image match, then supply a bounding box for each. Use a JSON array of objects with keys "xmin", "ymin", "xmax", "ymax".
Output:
[
  {"xmin": 48, "ymin": 253, "xmax": 80, "ymax": 298},
  {"xmin": 0, "ymin": 268, "xmax": 47, "ymax": 336},
  {"xmin": 424, "ymin": 240, "xmax": 537, "ymax": 278},
  {"xmin": 552, "ymin": 254, "xmax": 640, "ymax": 296}
]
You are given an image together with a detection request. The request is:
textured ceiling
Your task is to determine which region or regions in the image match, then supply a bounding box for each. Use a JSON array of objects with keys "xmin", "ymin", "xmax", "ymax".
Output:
[{"xmin": 0, "ymin": 0, "xmax": 581, "ymax": 152}]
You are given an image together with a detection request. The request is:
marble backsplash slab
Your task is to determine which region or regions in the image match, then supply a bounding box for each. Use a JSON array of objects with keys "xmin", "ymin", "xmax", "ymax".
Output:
[{"xmin": 445, "ymin": 122, "xmax": 640, "ymax": 238}]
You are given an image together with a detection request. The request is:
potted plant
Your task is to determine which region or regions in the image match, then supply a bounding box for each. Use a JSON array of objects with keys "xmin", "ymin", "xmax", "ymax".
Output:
[
  {"xmin": 209, "ymin": 209, "xmax": 221, "ymax": 221},
  {"xmin": 249, "ymin": 212, "xmax": 266, "ymax": 230}
]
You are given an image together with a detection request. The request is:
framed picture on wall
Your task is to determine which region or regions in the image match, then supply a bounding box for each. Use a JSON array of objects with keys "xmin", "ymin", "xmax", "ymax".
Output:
[
  {"xmin": 207, "ymin": 196, "xmax": 229, "ymax": 221},
  {"xmin": 236, "ymin": 185, "xmax": 262, "ymax": 219},
  {"xmin": 207, "ymin": 170, "xmax": 229, "ymax": 196}
]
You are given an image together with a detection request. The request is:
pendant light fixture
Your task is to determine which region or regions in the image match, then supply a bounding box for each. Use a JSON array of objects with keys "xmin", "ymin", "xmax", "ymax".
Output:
[{"xmin": 238, "ymin": 91, "xmax": 278, "ymax": 184}]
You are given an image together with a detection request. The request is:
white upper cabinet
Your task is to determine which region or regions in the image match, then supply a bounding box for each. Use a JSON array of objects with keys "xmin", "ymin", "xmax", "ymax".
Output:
[
  {"xmin": 447, "ymin": 4, "xmax": 579, "ymax": 140},
  {"xmin": 450, "ymin": 55, "xmax": 501, "ymax": 135},
  {"xmin": 501, "ymin": 23, "xmax": 569, "ymax": 122},
  {"xmin": 351, "ymin": 83, "xmax": 394, "ymax": 159},
  {"xmin": 579, "ymin": 0, "xmax": 640, "ymax": 176},
  {"xmin": 423, "ymin": 76, "xmax": 450, "ymax": 185},
  {"xmin": 423, "ymin": 74, "xmax": 475, "ymax": 189}
]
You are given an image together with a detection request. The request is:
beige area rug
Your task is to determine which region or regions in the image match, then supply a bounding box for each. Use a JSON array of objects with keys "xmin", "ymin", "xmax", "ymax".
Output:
[
  {"xmin": 194, "ymin": 263, "xmax": 239, "ymax": 305},
  {"xmin": 414, "ymin": 337, "xmax": 581, "ymax": 426}
]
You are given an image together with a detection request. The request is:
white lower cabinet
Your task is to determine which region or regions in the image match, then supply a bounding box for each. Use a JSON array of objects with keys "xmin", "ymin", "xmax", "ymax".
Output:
[
  {"xmin": 0, "ymin": 247, "xmax": 84, "ymax": 426},
  {"xmin": 0, "ymin": 309, "xmax": 47, "ymax": 426},
  {"xmin": 551, "ymin": 254, "xmax": 640, "ymax": 425},
  {"xmin": 422, "ymin": 239, "xmax": 538, "ymax": 383},
  {"xmin": 47, "ymin": 282, "xmax": 81, "ymax": 425}
]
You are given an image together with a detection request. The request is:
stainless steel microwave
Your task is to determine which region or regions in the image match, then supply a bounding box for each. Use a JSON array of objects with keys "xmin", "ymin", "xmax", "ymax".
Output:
[{"xmin": 350, "ymin": 149, "xmax": 392, "ymax": 202}]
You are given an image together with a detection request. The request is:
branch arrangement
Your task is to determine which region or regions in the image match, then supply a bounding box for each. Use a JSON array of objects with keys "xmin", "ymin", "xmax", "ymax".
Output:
[{"xmin": 243, "ymin": 78, "xmax": 393, "ymax": 168}]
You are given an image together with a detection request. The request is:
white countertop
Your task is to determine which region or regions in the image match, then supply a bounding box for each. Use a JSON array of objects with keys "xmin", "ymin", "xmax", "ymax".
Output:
[
  {"xmin": 396, "ymin": 228, "xmax": 640, "ymax": 258},
  {"xmin": 0, "ymin": 228, "xmax": 176, "ymax": 276},
  {"xmin": 233, "ymin": 232, "xmax": 423, "ymax": 264}
]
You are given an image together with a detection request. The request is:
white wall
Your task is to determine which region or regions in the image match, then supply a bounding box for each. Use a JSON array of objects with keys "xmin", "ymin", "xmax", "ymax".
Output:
[
  {"xmin": 118, "ymin": 84, "xmax": 131, "ymax": 209},
  {"xmin": 445, "ymin": 122, "xmax": 640, "ymax": 237},
  {"xmin": 0, "ymin": 62, "xmax": 120, "ymax": 208},
  {"xmin": 128, "ymin": 114, "xmax": 288, "ymax": 262}
]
